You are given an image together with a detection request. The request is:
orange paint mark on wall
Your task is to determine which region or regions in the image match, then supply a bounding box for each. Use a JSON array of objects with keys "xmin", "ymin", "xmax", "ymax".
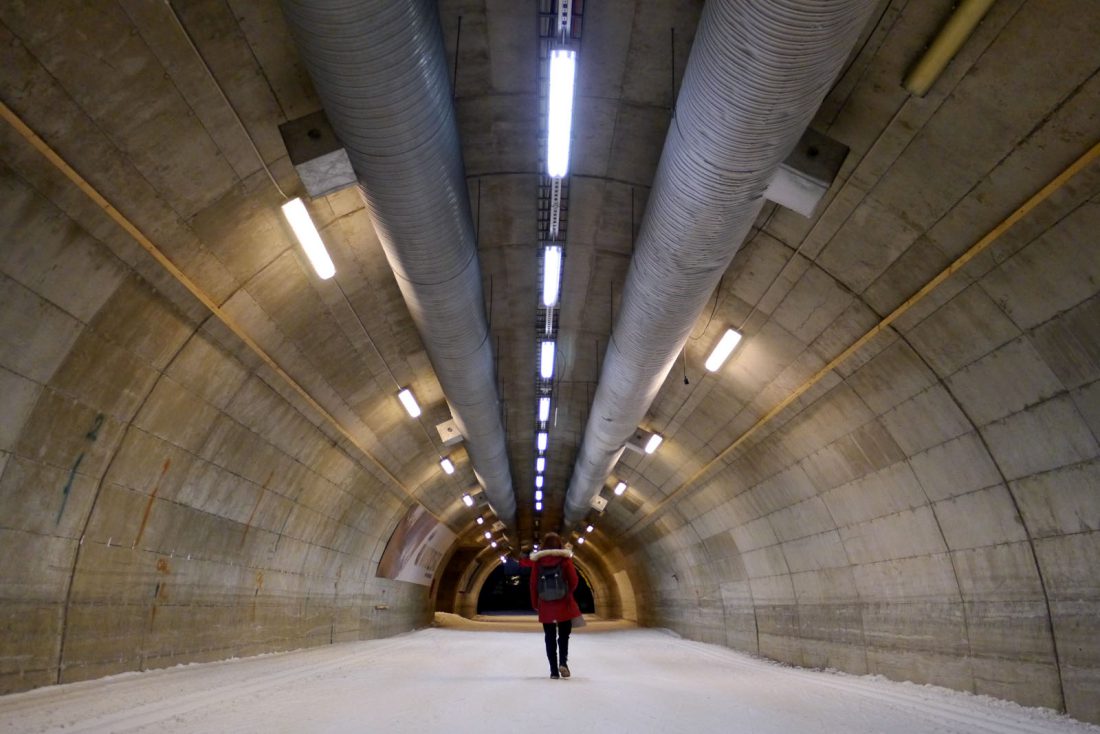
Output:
[{"xmin": 133, "ymin": 458, "xmax": 171, "ymax": 549}]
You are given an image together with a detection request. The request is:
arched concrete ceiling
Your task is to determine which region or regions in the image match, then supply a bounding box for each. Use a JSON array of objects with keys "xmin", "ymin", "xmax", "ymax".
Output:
[{"xmin": 1, "ymin": 0, "xmax": 1098, "ymax": 723}]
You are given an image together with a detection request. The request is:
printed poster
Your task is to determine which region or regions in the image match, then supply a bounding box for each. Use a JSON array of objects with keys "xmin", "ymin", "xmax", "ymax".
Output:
[{"xmin": 376, "ymin": 504, "xmax": 456, "ymax": 586}]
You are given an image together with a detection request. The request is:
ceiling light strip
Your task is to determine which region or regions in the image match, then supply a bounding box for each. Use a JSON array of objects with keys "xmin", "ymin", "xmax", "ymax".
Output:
[
  {"xmin": 624, "ymin": 139, "xmax": 1100, "ymax": 538},
  {"xmin": 531, "ymin": 0, "xmax": 584, "ymax": 529},
  {"xmin": 0, "ymin": 99, "xmax": 442, "ymax": 524}
]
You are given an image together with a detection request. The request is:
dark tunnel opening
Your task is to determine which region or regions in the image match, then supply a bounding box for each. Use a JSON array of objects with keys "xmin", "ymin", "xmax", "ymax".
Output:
[{"xmin": 476, "ymin": 562, "xmax": 596, "ymax": 615}]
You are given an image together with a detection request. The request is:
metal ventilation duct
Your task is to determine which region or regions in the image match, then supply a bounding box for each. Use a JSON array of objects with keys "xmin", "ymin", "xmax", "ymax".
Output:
[
  {"xmin": 563, "ymin": 0, "xmax": 876, "ymax": 526},
  {"xmin": 281, "ymin": 0, "xmax": 516, "ymax": 527}
]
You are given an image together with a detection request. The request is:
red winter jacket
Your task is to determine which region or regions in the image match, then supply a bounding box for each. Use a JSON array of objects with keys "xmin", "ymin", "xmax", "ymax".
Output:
[{"xmin": 529, "ymin": 549, "xmax": 582, "ymax": 624}]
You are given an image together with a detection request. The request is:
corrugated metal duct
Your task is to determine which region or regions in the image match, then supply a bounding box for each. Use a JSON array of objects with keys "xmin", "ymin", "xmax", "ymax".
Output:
[
  {"xmin": 563, "ymin": 0, "xmax": 877, "ymax": 526},
  {"xmin": 281, "ymin": 0, "xmax": 516, "ymax": 527}
]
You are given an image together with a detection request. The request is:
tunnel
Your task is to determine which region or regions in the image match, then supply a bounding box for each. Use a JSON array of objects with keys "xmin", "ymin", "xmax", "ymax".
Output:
[{"xmin": 1, "ymin": 0, "xmax": 1098, "ymax": 731}]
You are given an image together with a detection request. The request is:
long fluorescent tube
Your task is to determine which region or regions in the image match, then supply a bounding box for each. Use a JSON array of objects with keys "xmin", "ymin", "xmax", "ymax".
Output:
[
  {"xmin": 536, "ymin": 457, "xmax": 546, "ymax": 473},
  {"xmin": 613, "ymin": 481, "xmax": 627, "ymax": 496},
  {"xmin": 644, "ymin": 433, "xmax": 664, "ymax": 454},
  {"xmin": 535, "ymin": 502, "xmax": 543, "ymax": 512},
  {"xmin": 440, "ymin": 458, "xmax": 455, "ymax": 475},
  {"xmin": 462, "ymin": 494, "xmax": 474, "ymax": 507},
  {"xmin": 547, "ymin": 49, "xmax": 576, "ymax": 178},
  {"xmin": 537, "ymin": 432, "xmax": 548, "ymax": 451},
  {"xmin": 281, "ymin": 198, "xmax": 335, "ymax": 279},
  {"xmin": 542, "ymin": 246, "xmax": 563, "ymax": 306},
  {"xmin": 535, "ymin": 490, "xmax": 543, "ymax": 501},
  {"xmin": 535, "ymin": 475, "xmax": 544, "ymax": 488},
  {"xmin": 397, "ymin": 388, "xmax": 421, "ymax": 418},
  {"xmin": 704, "ymin": 328, "xmax": 743, "ymax": 372},
  {"xmin": 539, "ymin": 396, "xmax": 551, "ymax": 423},
  {"xmin": 541, "ymin": 341, "xmax": 555, "ymax": 379}
]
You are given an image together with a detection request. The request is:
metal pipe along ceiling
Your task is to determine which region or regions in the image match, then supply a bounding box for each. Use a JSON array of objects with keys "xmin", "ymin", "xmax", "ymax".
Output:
[
  {"xmin": 281, "ymin": 0, "xmax": 516, "ymax": 527},
  {"xmin": 563, "ymin": 0, "xmax": 878, "ymax": 526}
]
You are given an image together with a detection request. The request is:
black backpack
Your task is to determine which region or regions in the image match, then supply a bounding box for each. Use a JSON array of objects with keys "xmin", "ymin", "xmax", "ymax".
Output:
[{"xmin": 537, "ymin": 562, "xmax": 567, "ymax": 601}]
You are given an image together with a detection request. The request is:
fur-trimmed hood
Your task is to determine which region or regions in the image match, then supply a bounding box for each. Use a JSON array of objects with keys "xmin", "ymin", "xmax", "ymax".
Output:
[{"xmin": 530, "ymin": 548, "xmax": 573, "ymax": 561}]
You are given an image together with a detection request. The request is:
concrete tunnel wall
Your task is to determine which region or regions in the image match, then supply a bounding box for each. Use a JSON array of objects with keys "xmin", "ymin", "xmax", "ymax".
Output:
[
  {"xmin": 0, "ymin": 159, "xmax": 437, "ymax": 688},
  {"xmin": 0, "ymin": 0, "xmax": 1098, "ymax": 726},
  {"xmin": 591, "ymin": 151, "xmax": 1100, "ymax": 720}
]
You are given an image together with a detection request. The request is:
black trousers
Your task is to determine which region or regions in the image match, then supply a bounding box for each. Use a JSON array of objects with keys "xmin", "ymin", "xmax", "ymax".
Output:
[{"xmin": 543, "ymin": 620, "xmax": 572, "ymax": 673}]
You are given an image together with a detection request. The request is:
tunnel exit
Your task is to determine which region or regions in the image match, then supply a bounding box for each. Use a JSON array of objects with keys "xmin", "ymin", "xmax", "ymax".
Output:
[{"xmin": 476, "ymin": 560, "xmax": 596, "ymax": 615}]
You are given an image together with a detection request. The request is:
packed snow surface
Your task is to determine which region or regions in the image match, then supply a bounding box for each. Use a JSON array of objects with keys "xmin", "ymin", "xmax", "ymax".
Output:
[{"xmin": 1, "ymin": 614, "xmax": 1095, "ymax": 733}]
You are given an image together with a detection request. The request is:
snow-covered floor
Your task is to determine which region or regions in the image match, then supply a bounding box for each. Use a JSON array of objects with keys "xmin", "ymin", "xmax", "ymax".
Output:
[{"xmin": 2, "ymin": 614, "xmax": 1096, "ymax": 733}]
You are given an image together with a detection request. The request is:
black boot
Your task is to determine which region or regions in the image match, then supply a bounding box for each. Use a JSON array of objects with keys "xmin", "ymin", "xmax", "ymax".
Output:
[
  {"xmin": 558, "ymin": 620, "xmax": 572, "ymax": 678},
  {"xmin": 544, "ymin": 623, "xmax": 560, "ymax": 678}
]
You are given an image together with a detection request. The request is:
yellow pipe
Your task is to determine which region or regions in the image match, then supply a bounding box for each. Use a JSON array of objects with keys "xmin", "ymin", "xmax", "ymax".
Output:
[
  {"xmin": 627, "ymin": 138, "xmax": 1100, "ymax": 538},
  {"xmin": 904, "ymin": 0, "xmax": 997, "ymax": 96}
]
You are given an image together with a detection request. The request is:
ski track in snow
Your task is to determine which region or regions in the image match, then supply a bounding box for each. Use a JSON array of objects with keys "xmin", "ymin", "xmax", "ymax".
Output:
[{"xmin": 1, "ymin": 619, "xmax": 1096, "ymax": 733}]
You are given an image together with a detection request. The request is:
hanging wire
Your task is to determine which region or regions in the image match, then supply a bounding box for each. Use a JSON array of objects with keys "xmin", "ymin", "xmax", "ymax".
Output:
[
  {"xmin": 336, "ymin": 277, "xmax": 461, "ymax": 472},
  {"xmin": 688, "ymin": 275, "xmax": 724, "ymax": 339},
  {"xmin": 164, "ymin": 0, "xmax": 288, "ymax": 199}
]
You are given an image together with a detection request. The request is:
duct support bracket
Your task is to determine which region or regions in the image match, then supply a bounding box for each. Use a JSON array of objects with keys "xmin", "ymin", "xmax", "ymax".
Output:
[
  {"xmin": 764, "ymin": 128, "xmax": 849, "ymax": 218},
  {"xmin": 278, "ymin": 110, "xmax": 358, "ymax": 198},
  {"xmin": 436, "ymin": 418, "xmax": 464, "ymax": 446}
]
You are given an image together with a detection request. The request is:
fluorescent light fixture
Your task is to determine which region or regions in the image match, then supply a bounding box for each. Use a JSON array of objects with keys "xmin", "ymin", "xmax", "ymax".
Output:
[
  {"xmin": 536, "ymin": 457, "xmax": 546, "ymax": 473},
  {"xmin": 576, "ymin": 536, "xmax": 585, "ymax": 545},
  {"xmin": 535, "ymin": 502, "xmax": 543, "ymax": 512},
  {"xmin": 535, "ymin": 475, "xmax": 544, "ymax": 488},
  {"xmin": 461, "ymin": 493, "xmax": 474, "ymax": 507},
  {"xmin": 542, "ymin": 245, "xmax": 563, "ymax": 306},
  {"xmin": 644, "ymin": 433, "xmax": 664, "ymax": 454},
  {"xmin": 281, "ymin": 198, "xmax": 336, "ymax": 280},
  {"xmin": 586, "ymin": 524, "xmax": 594, "ymax": 533},
  {"xmin": 484, "ymin": 531, "xmax": 492, "ymax": 540},
  {"xmin": 440, "ymin": 457, "xmax": 455, "ymax": 475},
  {"xmin": 397, "ymin": 388, "xmax": 421, "ymax": 418},
  {"xmin": 547, "ymin": 50, "xmax": 576, "ymax": 178},
  {"xmin": 535, "ymin": 490, "xmax": 543, "ymax": 501},
  {"xmin": 540, "ymin": 341, "xmax": 555, "ymax": 379},
  {"xmin": 537, "ymin": 432, "xmax": 548, "ymax": 451},
  {"xmin": 539, "ymin": 396, "xmax": 551, "ymax": 423},
  {"xmin": 613, "ymin": 481, "xmax": 627, "ymax": 496},
  {"xmin": 491, "ymin": 541, "xmax": 498, "ymax": 548},
  {"xmin": 476, "ymin": 517, "xmax": 484, "ymax": 525},
  {"xmin": 704, "ymin": 328, "xmax": 743, "ymax": 372}
]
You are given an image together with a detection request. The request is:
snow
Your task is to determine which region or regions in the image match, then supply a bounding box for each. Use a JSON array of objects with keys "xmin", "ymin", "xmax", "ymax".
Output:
[{"xmin": 1, "ymin": 614, "xmax": 1095, "ymax": 733}]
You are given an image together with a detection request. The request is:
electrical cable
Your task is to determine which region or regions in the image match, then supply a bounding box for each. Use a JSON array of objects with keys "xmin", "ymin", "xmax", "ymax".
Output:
[{"xmin": 163, "ymin": 0, "xmax": 289, "ymax": 200}]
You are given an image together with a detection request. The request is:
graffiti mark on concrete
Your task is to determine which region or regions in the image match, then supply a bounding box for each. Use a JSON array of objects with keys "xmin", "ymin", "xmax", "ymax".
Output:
[
  {"xmin": 150, "ymin": 558, "xmax": 171, "ymax": 628},
  {"xmin": 56, "ymin": 413, "xmax": 104, "ymax": 525},
  {"xmin": 133, "ymin": 458, "xmax": 171, "ymax": 549}
]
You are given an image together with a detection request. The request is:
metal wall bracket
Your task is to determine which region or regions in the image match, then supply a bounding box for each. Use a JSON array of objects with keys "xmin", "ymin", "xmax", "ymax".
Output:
[
  {"xmin": 278, "ymin": 110, "xmax": 357, "ymax": 198},
  {"xmin": 764, "ymin": 128, "xmax": 849, "ymax": 218}
]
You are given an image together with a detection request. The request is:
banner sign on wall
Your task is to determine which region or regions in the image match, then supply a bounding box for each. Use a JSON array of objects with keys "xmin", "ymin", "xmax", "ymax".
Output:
[{"xmin": 376, "ymin": 505, "xmax": 456, "ymax": 586}]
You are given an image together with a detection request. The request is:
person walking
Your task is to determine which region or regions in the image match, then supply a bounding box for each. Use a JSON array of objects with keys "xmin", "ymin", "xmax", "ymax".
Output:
[{"xmin": 529, "ymin": 532, "xmax": 582, "ymax": 679}]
